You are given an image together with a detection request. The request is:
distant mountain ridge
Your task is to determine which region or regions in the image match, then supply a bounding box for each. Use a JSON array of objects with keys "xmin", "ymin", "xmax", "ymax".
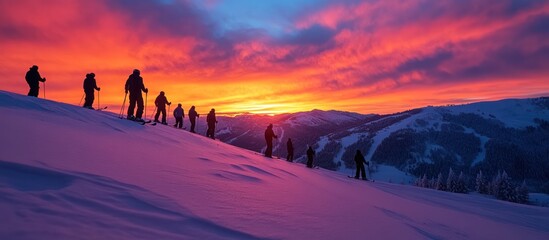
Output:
[{"xmin": 216, "ymin": 97, "xmax": 549, "ymax": 192}]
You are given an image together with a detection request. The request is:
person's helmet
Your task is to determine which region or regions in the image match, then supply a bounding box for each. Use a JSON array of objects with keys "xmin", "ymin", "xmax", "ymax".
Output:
[
  {"xmin": 268, "ymin": 123, "xmax": 273, "ymax": 128},
  {"xmin": 178, "ymin": 103, "xmax": 182, "ymax": 107},
  {"xmin": 31, "ymin": 65, "xmax": 38, "ymax": 70},
  {"xmin": 90, "ymin": 72, "xmax": 95, "ymax": 77},
  {"xmin": 160, "ymin": 91, "xmax": 165, "ymax": 95},
  {"xmin": 211, "ymin": 108, "xmax": 215, "ymax": 112},
  {"xmin": 133, "ymin": 69, "xmax": 140, "ymax": 75}
]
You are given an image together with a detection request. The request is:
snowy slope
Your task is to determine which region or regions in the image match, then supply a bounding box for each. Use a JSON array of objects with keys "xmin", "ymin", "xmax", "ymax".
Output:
[
  {"xmin": 446, "ymin": 98, "xmax": 549, "ymax": 129},
  {"xmin": 1, "ymin": 90, "xmax": 549, "ymax": 240},
  {"xmin": 284, "ymin": 109, "xmax": 368, "ymax": 127}
]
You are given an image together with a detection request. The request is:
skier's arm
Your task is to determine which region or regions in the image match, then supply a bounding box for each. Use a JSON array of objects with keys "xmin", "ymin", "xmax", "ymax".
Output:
[
  {"xmin": 141, "ymin": 78, "xmax": 148, "ymax": 93},
  {"xmin": 38, "ymin": 72, "xmax": 46, "ymax": 82},
  {"xmin": 94, "ymin": 79, "xmax": 100, "ymax": 91},
  {"xmin": 124, "ymin": 78, "xmax": 130, "ymax": 93}
]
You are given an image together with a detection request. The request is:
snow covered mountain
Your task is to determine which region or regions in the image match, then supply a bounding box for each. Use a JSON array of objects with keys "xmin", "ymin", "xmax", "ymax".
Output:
[
  {"xmin": 2, "ymin": 90, "xmax": 549, "ymax": 239},
  {"xmin": 215, "ymin": 98, "xmax": 549, "ymax": 191},
  {"xmin": 214, "ymin": 109, "xmax": 373, "ymax": 168}
]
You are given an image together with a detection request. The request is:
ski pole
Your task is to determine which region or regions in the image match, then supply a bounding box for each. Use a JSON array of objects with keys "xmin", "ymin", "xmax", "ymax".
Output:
[
  {"xmin": 97, "ymin": 90, "xmax": 100, "ymax": 110},
  {"xmin": 79, "ymin": 93, "xmax": 84, "ymax": 106},
  {"xmin": 119, "ymin": 92, "xmax": 127, "ymax": 118},
  {"xmin": 150, "ymin": 106, "xmax": 157, "ymax": 120},
  {"xmin": 167, "ymin": 104, "xmax": 171, "ymax": 124},
  {"xmin": 144, "ymin": 91, "xmax": 148, "ymax": 121},
  {"xmin": 43, "ymin": 82, "xmax": 46, "ymax": 99}
]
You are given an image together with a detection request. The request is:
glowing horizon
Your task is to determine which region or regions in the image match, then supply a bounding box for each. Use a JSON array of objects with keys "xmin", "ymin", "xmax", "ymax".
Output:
[{"xmin": 1, "ymin": 0, "xmax": 548, "ymax": 116}]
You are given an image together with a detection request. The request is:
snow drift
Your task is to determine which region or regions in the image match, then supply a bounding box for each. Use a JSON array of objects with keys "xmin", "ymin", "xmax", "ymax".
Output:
[{"xmin": 0, "ymin": 90, "xmax": 548, "ymax": 240}]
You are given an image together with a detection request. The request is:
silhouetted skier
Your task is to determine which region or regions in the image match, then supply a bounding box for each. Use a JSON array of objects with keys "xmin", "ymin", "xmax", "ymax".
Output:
[
  {"xmin": 173, "ymin": 103, "xmax": 184, "ymax": 129},
  {"xmin": 125, "ymin": 69, "xmax": 148, "ymax": 121},
  {"xmin": 25, "ymin": 65, "xmax": 46, "ymax": 97},
  {"xmin": 264, "ymin": 124, "xmax": 278, "ymax": 158},
  {"xmin": 83, "ymin": 73, "xmax": 100, "ymax": 109},
  {"xmin": 354, "ymin": 150, "xmax": 369, "ymax": 180},
  {"xmin": 206, "ymin": 108, "xmax": 217, "ymax": 139},
  {"xmin": 154, "ymin": 91, "xmax": 171, "ymax": 124},
  {"xmin": 286, "ymin": 138, "xmax": 294, "ymax": 162},
  {"xmin": 188, "ymin": 105, "xmax": 199, "ymax": 133},
  {"xmin": 306, "ymin": 146, "xmax": 315, "ymax": 168}
]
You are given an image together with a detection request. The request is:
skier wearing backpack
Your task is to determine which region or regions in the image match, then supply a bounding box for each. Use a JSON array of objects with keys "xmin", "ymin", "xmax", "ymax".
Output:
[
  {"xmin": 354, "ymin": 150, "xmax": 369, "ymax": 180},
  {"xmin": 83, "ymin": 73, "xmax": 100, "ymax": 109},
  {"xmin": 125, "ymin": 69, "xmax": 148, "ymax": 121},
  {"xmin": 154, "ymin": 91, "xmax": 171, "ymax": 124},
  {"xmin": 264, "ymin": 124, "xmax": 278, "ymax": 158},
  {"xmin": 173, "ymin": 103, "xmax": 184, "ymax": 129},
  {"xmin": 188, "ymin": 105, "xmax": 199, "ymax": 133},
  {"xmin": 206, "ymin": 108, "xmax": 217, "ymax": 139},
  {"xmin": 25, "ymin": 65, "xmax": 46, "ymax": 97}
]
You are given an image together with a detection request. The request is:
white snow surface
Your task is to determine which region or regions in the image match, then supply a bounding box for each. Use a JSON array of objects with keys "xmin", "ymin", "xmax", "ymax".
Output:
[
  {"xmin": 1, "ymin": 91, "xmax": 549, "ymax": 240},
  {"xmin": 444, "ymin": 98, "xmax": 549, "ymax": 129},
  {"xmin": 284, "ymin": 109, "xmax": 366, "ymax": 127}
]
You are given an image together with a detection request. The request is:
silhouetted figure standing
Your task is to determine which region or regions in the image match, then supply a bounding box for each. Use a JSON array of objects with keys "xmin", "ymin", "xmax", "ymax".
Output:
[
  {"xmin": 306, "ymin": 146, "xmax": 315, "ymax": 168},
  {"xmin": 286, "ymin": 138, "xmax": 294, "ymax": 162},
  {"xmin": 264, "ymin": 124, "xmax": 278, "ymax": 158},
  {"xmin": 188, "ymin": 106, "xmax": 199, "ymax": 133},
  {"xmin": 25, "ymin": 65, "xmax": 46, "ymax": 97},
  {"xmin": 154, "ymin": 91, "xmax": 171, "ymax": 124},
  {"xmin": 125, "ymin": 69, "xmax": 148, "ymax": 121},
  {"xmin": 206, "ymin": 108, "xmax": 217, "ymax": 139},
  {"xmin": 354, "ymin": 150, "xmax": 368, "ymax": 180},
  {"xmin": 83, "ymin": 73, "xmax": 100, "ymax": 109},
  {"xmin": 173, "ymin": 103, "xmax": 184, "ymax": 129}
]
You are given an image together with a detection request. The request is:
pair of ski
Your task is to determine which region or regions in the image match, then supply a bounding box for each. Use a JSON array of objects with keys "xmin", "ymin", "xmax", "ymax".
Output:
[
  {"xmin": 84, "ymin": 106, "xmax": 107, "ymax": 111},
  {"xmin": 120, "ymin": 117, "xmax": 154, "ymax": 125},
  {"xmin": 347, "ymin": 176, "xmax": 375, "ymax": 182},
  {"xmin": 135, "ymin": 119, "xmax": 153, "ymax": 125}
]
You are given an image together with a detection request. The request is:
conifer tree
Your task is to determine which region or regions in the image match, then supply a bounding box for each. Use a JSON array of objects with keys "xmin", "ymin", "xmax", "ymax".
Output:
[
  {"xmin": 429, "ymin": 176, "xmax": 436, "ymax": 189},
  {"xmin": 447, "ymin": 168, "xmax": 457, "ymax": 192},
  {"xmin": 495, "ymin": 171, "xmax": 514, "ymax": 201},
  {"xmin": 435, "ymin": 172, "xmax": 445, "ymax": 191},
  {"xmin": 421, "ymin": 174, "xmax": 428, "ymax": 188},
  {"xmin": 489, "ymin": 171, "xmax": 502, "ymax": 195},
  {"xmin": 455, "ymin": 171, "xmax": 468, "ymax": 193},
  {"xmin": 475, "ymin": 170, "xmax": 488, "ymax": 194},
  {"xmin": 515, "ymin": 180, "xmax": 529, "ymax": 204}
]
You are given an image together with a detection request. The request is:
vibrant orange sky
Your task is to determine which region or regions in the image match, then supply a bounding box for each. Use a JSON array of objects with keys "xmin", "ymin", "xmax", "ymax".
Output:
[{"xmin": 1, "ymin": 0, "xmax": 548, "ymax": 115}]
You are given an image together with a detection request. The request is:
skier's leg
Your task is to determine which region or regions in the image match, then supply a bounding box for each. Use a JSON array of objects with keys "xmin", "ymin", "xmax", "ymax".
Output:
[
  {"xmin": 161, "ymin": 108, "xmax": 167, "ymax": 123},
  {"xmin": 127, "ymin": 94, "xmax": 137, "ymax": 118},
  {"xmin": 135, "ymin": 95, "xmax": 144, "ymax": 119},
  {"xmin": 154, "ymin": 109, "xmax": 160, "ymax": 122},
  {"xmin": 190, "ymin": 119, "xmax": 196, "ymax": 132}
]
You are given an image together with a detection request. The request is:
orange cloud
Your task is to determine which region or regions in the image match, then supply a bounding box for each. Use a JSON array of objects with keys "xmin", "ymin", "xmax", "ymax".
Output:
[{"xmin": 0, "ymin": 0, "xmax": 548, "ymax": 116}]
